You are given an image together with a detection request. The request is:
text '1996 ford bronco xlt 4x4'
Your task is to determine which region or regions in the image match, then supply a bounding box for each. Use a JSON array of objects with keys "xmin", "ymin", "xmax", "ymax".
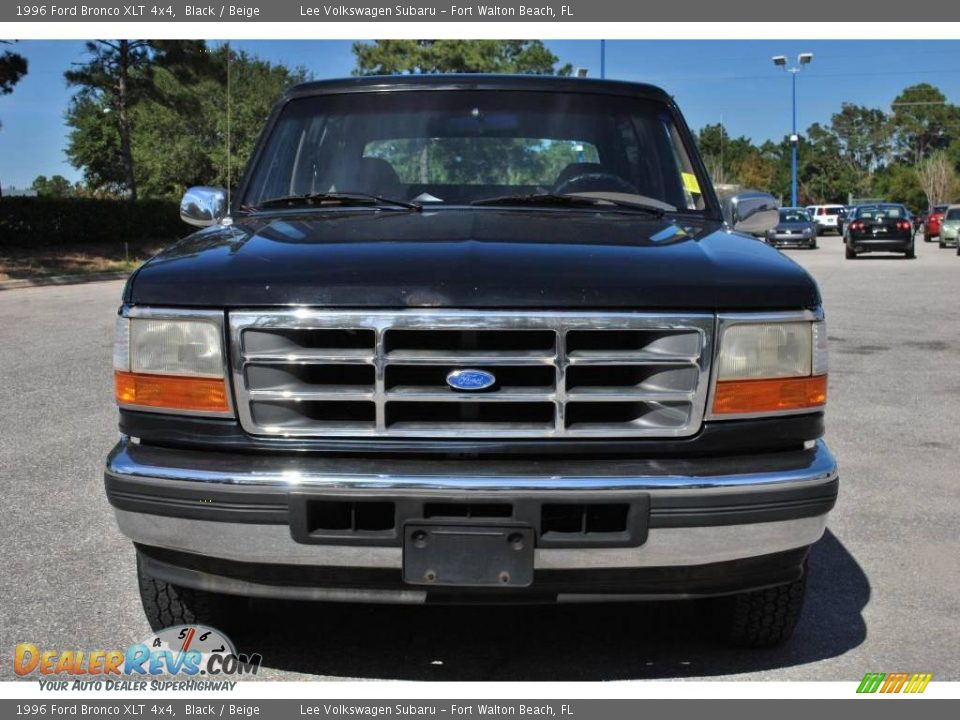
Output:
[{"xmin": 105, "ymin": 75, "xmax": 837, "ymax": 648}]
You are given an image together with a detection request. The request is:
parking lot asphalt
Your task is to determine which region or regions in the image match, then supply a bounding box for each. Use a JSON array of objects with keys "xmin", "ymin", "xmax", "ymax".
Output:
[{"xmin": 1, "ymin": 234, "xmax": 958, "ymax": 682}]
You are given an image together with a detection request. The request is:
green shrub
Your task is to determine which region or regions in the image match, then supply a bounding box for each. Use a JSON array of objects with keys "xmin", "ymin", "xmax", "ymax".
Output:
[{"xmin": 0, "ymin": 197, "xmax": 185, "ymax": 248}]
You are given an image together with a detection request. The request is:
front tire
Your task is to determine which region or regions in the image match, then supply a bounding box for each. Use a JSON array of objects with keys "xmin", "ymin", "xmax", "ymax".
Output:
[
  {"xmin": 713, "ymin": 567, "xmax": 808, "ymax": 648},
  {"xmin": 939, "ymin": 238, "xmax": 946, "ymax": 249},
  {"xmin": 137, "ymin": 554, "xmax": 246, "ymax": 631}
]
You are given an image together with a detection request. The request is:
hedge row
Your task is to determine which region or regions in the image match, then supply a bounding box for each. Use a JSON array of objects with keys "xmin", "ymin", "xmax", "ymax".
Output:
[{"xmin": 0, "ymin": 197, "xmax": 185, "ymax": 247}]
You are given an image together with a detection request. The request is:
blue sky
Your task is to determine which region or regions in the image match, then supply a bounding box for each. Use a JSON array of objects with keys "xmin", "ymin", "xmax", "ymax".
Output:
[{"xmin": 2, "ymin": 39, "xmax": 959, "ymax": 189}]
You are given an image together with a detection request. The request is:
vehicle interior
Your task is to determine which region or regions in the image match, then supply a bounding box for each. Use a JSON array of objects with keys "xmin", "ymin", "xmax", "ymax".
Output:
[{"xmin": 244, "ymin": 90, "xmax": 708, "ymax": 213}]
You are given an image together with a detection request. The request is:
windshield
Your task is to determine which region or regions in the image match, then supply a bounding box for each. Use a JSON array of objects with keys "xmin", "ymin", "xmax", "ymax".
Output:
[
  {"xmin": 933, "ymin": 205, "xmax": 949, "ymax": 213},
  {"xmin": 243, "ymin": 90, "xmax": 709, "ymax": 213},
  {"xmin": 945, "ymin": 209, "xmax": 960, "ymax": 220},
  {"xmin": 856, "ymin": 206, "xmax": 906, "ymax": 219},
  {"xmin": 779, "ymin": 209, "xmax": 810, "ymax": 223}
]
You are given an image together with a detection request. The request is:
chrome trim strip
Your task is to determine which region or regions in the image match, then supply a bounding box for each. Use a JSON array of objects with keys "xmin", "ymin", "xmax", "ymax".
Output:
[
  {"xmin": 705, "ymin": 309, "xmax": 825, "ymax": 421},
  {"xmin": 119, "ymin": 511, "xmax": 827, "ymax": 571},
  {"xmin": 106, "ymin": 438, "xmax": 837, "ymax": 492},
  {"xmin": 228, "ymin": 310, "xmax": 714, "ymax": 440},
  {"xmin": 138, "ymin": 553, "xmax": 428, "ymax": 604},
  {"xmin": 117, "ymin": 306, "xmax": 236, "ymax": 418}
]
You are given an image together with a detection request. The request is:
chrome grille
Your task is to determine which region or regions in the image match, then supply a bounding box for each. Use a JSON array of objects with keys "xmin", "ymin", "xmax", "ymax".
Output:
[{"xmin": 229, "ymin": 311, "xmax": 714, "ymax": 439}]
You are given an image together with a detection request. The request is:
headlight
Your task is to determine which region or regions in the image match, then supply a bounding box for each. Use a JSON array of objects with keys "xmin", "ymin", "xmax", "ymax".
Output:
[
  {"xmin": 803, "ymin": 227, "xmax": 814, "ymax": 236},
  {"xmin": 711, "ymin": 319, "xmax": 827, "ymax": 417},
  {"xmin": 113, "ymin": 310, "xmax": 231, "ymax": 415}
]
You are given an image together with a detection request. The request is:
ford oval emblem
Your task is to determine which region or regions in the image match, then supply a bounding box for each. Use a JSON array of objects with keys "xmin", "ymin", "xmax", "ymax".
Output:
[{"xmin": 446, "ymin": 368, "xmax": 497, "ymax": 392}]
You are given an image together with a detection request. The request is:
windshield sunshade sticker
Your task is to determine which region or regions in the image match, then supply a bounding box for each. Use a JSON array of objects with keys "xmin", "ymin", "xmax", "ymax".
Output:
[{"xmin": 682, "ymin": 172, "xmax": 701, "ymax": 195}]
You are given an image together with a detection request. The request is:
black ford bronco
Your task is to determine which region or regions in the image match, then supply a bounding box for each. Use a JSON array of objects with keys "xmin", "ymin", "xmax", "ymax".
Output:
[{"xmin": 106, "ymin": 75, "xmax": 837, "ymax": 647}]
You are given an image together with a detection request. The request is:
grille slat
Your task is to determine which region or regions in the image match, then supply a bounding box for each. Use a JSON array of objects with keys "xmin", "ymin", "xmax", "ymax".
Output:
[
  {"xmin": 384, "ymin": 350, "xmax": 556, "ymax": 365},
  {"xmin": 230, "ymin": 311, "xmax": 713, "ymax": 439}
]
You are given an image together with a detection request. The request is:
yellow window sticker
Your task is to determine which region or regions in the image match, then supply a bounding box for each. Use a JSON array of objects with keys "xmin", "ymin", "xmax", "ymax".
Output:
[{"xmin": 682, "ymin": 172, "xmax": 701, "ymax": 194}]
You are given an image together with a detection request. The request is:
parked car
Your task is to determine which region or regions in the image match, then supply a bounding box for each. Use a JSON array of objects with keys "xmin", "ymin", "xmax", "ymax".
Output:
[
  {"xmin": 924, "ymin": 204, "xmax": 949, "ymax": 240},
  {"xmin": 844, "ymin": 203, "xmax": 916, "ymax": 259},
  {"xmin": 837, "ymin": 206, "xmax": 858, "ymax": 234},
  {"xmin": 939, "ymin": 205, "xmax": 960, "ymax": 249},
  {"xmin": 105, "ymin": 75, "xmax": 837, "ymax": 648},
  {"xmin": 806, "ymin": 204, "xmax": 846, "ymax": 235},
  {"xmin": 765, "ymin": 207, "xmax": 818, "ymax": 248}
]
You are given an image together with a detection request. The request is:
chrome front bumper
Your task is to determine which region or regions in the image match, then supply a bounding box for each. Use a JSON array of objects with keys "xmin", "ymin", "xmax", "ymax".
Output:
[{"xmin": 106, "ymin": 437, "xmax": 837, "ymax": 595}]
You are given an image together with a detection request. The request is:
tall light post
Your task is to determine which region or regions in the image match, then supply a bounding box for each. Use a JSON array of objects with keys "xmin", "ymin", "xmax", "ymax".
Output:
[{"xmin": 772, "ymin": 53, "xmax": 813, "ymax": 208}]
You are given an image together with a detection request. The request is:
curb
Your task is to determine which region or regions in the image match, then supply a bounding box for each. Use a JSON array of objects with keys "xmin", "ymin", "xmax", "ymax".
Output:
[{"xmin": 0, "ymin": 271, "xmax": 130, "ymax": 292}]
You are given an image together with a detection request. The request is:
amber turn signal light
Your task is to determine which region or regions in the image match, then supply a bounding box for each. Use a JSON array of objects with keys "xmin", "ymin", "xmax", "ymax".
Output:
[
  {"xmin": 114, "ymin": 371, "xmax": 229, "ymax": 413},
  {"xmin": 712, "ymin": 375, "xmax": 827, "ymax": 415}
]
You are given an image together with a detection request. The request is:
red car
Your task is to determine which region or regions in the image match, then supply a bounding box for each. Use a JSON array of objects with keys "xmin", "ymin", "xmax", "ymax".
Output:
[{"xmin": 924, "ymin": 204, "xmax": 949, "ymax": 240}]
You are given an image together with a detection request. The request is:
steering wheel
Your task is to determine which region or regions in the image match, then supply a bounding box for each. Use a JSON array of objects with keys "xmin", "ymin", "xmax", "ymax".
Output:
[{"xmin": 554, "ymin": 172, "xmax": 639, "ymax": 197}]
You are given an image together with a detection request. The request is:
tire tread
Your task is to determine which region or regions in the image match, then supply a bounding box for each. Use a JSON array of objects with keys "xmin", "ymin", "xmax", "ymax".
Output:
[
  {"xmin": 721, "ymin": 570, "xmax": 807, "ymax": 648},
  {"xmin": 137, "ymin": 555, "xmax": 242, "ymax": 631}
]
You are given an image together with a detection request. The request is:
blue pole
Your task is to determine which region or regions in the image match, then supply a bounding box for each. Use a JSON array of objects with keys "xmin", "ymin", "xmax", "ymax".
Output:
[
  {"xmin": 601, "ymin": 40, "xmax": 606, "ymax": 79},
  {"xmin": 791, "ymin": 70, "xmax": 798, "ymax": 207}
]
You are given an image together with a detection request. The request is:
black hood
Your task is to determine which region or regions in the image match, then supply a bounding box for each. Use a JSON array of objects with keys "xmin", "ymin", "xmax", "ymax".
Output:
[{"xmin": 126, "ymin": 208, "xmax": 820, "ymax": 310}]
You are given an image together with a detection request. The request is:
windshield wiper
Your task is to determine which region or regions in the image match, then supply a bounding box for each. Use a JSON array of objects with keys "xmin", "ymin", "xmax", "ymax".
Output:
[
  {"xmin": 256, "ymin": 192, "xmax": 422, "ymax": 211},
  {"xmin": 471, "ymin": 192, "xmax": 666, "ymax": 217}
]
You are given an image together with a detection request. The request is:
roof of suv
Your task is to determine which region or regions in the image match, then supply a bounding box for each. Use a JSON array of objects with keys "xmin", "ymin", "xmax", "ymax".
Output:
[{"xmin": 284, "ymin": 74, "xmax": 674, "ymax": 103}]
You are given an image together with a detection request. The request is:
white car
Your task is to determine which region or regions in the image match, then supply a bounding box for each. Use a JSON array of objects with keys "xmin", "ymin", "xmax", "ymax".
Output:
[{"xmin": 806, "ymin": 204, "xmax": 846, "ymax": 235}]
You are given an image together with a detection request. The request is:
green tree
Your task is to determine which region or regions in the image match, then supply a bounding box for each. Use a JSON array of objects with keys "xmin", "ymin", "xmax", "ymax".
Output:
[
  {"xmin": 873, "ymin": 163, "xmax": 927, "ymax": 213},
  {"xmin": 1, "ymin": 42, "xmax": 28, "ymax": 198},
  {"xmin": 736, "ymin": 153, "xmax": 777, "ymax": 192},
  {"xmin": 31, "ymin": 175, "xmax": 76, "ymax": 198},
  {"xmin": 65, "ymin": 41, "xmax": 157, "ymax": 199},
  {"xmin": 352, "ymin": 40, "xmax": 572, "ymax": 76},
  {"xmin": 0, "ymin": 44, "xmax": 27, "ymax": 100},
  {"xmin": 65, "ymin": 42, "xmax": 299, "ymax": 200},
  {"xmin": 830, "ymin": 103, "xmax": 889, "ymax": 172},
  {"xmin": 65, "ymin": 94, "xmax": 126, "ymax": 195},
  {"xmin": 697, "ymin": 123, "xmax": 759, "ymax": 186},
  {"xmin": 131, "ymin": 45, "xmax": 306, "ymax": 198},
  {"xmin": 890, "ymin": 83, "xmax": 960, "ymax": 165}
]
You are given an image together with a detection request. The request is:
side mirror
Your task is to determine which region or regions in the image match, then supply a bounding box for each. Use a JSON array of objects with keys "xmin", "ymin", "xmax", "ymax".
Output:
[
  {"xmin": 180, "ymin": 186, "xmax": 228, "ymax": 227},
  {"xmin": 722, "ymin": 191, "xmax": 780, "ymax": 235}
]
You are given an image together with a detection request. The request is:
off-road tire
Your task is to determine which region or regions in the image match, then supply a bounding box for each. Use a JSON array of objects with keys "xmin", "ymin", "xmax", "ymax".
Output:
[
  {"xmin": 715, "ymin": 569, "xmax": 808, "ymax": 648},
  {"xmin": 137, "ymin": 555, "xmax": 245, "ymax": 631}
]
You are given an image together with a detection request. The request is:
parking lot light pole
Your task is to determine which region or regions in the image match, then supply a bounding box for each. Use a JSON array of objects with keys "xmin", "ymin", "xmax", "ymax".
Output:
[{"xmin": 772, "ymin": 53, "xmax": 813, "ymax": 208}]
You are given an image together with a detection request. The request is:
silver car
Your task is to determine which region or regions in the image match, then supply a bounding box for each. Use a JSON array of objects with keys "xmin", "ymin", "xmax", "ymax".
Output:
[
  {"xmin": 766, "ymin": 208, "xmax": 818, "ymax": 249},
  {"xmin": 939, "ymin": 205, "xmax": 960, "ymax": 250}
]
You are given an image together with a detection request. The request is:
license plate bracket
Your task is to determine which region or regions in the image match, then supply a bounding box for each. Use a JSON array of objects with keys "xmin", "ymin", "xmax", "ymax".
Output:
[{"xmin": 403, "ymin": 523, "xmax": 534, "ymax": 587}]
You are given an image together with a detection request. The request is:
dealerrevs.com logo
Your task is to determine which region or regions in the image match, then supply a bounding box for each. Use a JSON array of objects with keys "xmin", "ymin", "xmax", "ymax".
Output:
[
  {"xmin": 15, "ymin": 625, "xmax": 262, "ymax": 690},
  {"xmin": 857, "ymin": 672, "xmax": 933, "ymax": 694}
]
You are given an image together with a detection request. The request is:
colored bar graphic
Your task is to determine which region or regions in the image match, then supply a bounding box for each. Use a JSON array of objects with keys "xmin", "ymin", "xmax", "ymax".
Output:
[
  {"xmin": 857, "ymin": 672, "xmax": 931, "ymax": 694},
  {"xmin": 857, "ymin": 673, "xmax": 886, "ymax": 693}
]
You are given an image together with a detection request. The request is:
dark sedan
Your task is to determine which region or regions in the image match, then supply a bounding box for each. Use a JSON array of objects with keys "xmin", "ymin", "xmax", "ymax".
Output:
[
  {"xmin": 844, "ymin": 204, "xmax": 915, "ymax": 259},
  {"xmin": 765, "ymin": 208, "xmax": 818, "ymax": 249}
]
